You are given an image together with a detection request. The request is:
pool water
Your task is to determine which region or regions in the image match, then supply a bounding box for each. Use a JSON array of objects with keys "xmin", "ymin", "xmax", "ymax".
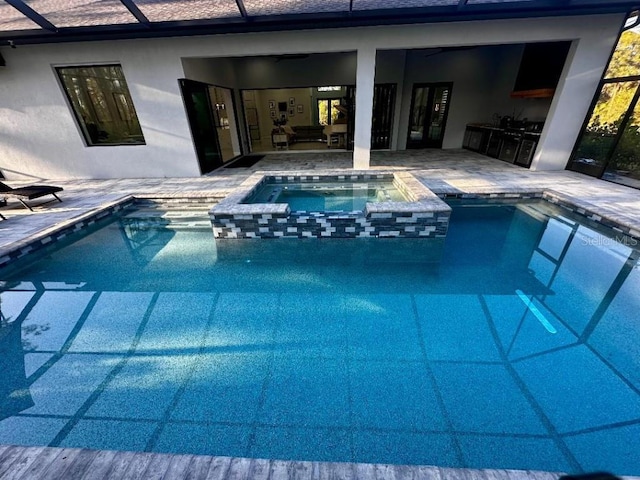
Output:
[
  {"xmin": 242, "ymin": 181, "xmax": 406, "ymax": 211},
  {"xmin": 1, "ymin": 200, "xmax": 639, "ymax": 474}
]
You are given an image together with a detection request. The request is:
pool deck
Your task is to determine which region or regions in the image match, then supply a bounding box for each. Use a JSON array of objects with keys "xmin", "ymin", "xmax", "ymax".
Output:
[
  {"xmin": 1, "ymin": 149, "xmax": 640, "ymax": 480},
  {"xmin": 0, "ymin": 444, "xmax": 573, "ymax": 480}
]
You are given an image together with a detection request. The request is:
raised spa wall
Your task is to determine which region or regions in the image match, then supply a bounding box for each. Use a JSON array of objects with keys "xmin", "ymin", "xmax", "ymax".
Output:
[{"xmin": 209, "ymin": 171, "xmax": 451, "ymax": 239}]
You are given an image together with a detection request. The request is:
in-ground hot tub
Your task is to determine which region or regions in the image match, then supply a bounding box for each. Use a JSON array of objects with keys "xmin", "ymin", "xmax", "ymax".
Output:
[
  {"xmin": 242, "ymin": 178, "xmax": 407, "ymax": 212},
  {"xmin": 210, "ymin": 171, "xmax": 451, "ymax": 239}
]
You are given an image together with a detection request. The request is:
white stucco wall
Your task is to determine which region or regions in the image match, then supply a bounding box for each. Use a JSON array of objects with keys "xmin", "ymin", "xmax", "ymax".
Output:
[
  {"xmin": 0, "ymin": 42, "xmax": 200, "ymax": 180},
  {"xmin": 530, "ymin": 33, "xmax": 620, "ymax": 171},
  {"xmin": 0, "ymin": 13, "xmax": 625, "ymax": 179}
]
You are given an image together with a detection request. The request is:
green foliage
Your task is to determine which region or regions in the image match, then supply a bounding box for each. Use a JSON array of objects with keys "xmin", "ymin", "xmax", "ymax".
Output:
[
  {"xmin": 575, "ymin": 28, "xmax": 640, "ymax": 177},
  {"xmin": 605, "ymin": 29, "xmax": 640, "ymax": 79}
]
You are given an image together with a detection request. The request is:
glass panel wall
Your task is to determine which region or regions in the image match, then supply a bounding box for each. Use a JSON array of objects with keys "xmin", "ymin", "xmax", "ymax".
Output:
[
  {"xmin": 602, "ymin": 99, "xmax": 640, "ymax": 187},
  {"xmin": 568, "ymin": 16, "xmax": 640, "ymax": 189},
  {"xmin": 569, "ymin": 81, "xmax": 640, "ymax": 177},
  {"xmin": 56, "ymin": 65, "xmax": 145, "ymax": 146}
]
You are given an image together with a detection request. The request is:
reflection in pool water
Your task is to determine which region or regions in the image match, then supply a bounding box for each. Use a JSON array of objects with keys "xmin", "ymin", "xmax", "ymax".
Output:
[{"xmin": 0, "ymin": 200, "xmax": 639, "ymax": 474}]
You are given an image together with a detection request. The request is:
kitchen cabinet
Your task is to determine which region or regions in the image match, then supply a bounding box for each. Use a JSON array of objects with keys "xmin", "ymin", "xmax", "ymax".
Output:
[
  {"xmin": 514, "ymin": 133, "xmax": 540, "ymax": 167},
  {"xmin": 463, "ymin": 127, "xmax": 484, "ymax": 151},
  {"xmin": 464, "ymin": 123, "xmax": 541, "ymax": 168},
  {"xmin": 463, "ymin": 125, "xmax": 501, "ymax": 155}
]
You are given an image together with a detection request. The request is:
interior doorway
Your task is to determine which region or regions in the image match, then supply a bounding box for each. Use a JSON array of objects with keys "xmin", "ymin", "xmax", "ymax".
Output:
[
  {"xmin": 242, "ymin": 86, "xmax": 350, "ymax": 153},
  {"xmin": 406, "ymin": 82, "xmax": 452, "ymax": 149}
]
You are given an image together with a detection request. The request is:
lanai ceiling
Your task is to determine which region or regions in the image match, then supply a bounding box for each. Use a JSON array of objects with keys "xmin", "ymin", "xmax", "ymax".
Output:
[{"xmin": 0, "ymin": 0, "xmax": 638, "ymax": 45}]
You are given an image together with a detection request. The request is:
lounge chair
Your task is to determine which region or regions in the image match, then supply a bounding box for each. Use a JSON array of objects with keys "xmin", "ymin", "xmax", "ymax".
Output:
[{"xmin": 0, "ymin": 181, "xmax": 63, "ymax": 211}]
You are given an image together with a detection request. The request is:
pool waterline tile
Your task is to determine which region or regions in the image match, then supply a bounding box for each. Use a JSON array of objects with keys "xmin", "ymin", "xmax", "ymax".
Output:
[
  {"xmin": 251, "ymin": 426, "xmax": 352, "ymax": 463},
  {"xmin": 59, "ymin": 418, "xmax": 158, "ymax": 452},
  {"xmin": 0, "ymin": 416, "xmax": 68, "ymax": 447},
  {"xmin": 352, "ymin": 430, "xmax": 460, "ymax": 467},
  {"xmin": 153, "ymin": 422, "xmax": 252, "ymax": 458},
  {"xmin": 457, "ymin": 434, "xmax": 573, "ymax": 472}
]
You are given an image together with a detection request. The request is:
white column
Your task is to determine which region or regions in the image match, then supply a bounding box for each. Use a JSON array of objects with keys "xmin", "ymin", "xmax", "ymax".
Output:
[
  {"xmin": 353, "ymin": 47, "xmax": 377, "ymax": 169},
  {"xmin": 531, "ymin": 30, "xmax": 619, "ymax": 170}
]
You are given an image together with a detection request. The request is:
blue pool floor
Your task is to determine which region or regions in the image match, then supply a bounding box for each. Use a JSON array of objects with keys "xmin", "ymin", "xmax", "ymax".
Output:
[
  {"xmin": 2, "ymin": 288, "xmax": 640, "ymax": 473},
  {"xmin": 1, "ymin": 202, "xmax": 640, "ymax": 475}
]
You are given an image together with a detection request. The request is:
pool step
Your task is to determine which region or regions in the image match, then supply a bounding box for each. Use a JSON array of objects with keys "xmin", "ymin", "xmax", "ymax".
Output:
[{"xmin": 121, "ymin": 201, "xmax": 214, "ymax": 229}]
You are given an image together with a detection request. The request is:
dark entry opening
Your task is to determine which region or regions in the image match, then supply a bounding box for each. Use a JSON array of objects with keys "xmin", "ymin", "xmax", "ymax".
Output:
[
  {"xmin": 371, "ymin": 84, "xmax": 397, "ymax": 149},
  {"xmin": 179, "ymin": 78, "xmax": 224, "ymax": 174},
  {"xmin": 345, "ymin": 84, "xmax": 396, "ymax": 150}
]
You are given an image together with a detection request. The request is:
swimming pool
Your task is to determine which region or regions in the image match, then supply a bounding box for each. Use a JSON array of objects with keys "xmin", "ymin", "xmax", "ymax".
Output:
[
  {"xmin": 0, "ymin": 199, "xmax": 639, "ymax": 475},
  {"xmin": 242, "ymin": 181, "xmax": 407, "ymax": 212}
]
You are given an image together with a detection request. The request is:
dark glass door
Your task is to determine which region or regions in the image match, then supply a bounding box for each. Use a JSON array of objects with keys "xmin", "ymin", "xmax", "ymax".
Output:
[
  {"xmin": 407, "ymin": 83, "xmax": 452, "ymax": 149},
  {"xmin": 343, "ymin": 84, "xmax": 395, "ymax": 151},
  {"xmin": 179, "ymin": 79, "xmax": 223, "ymax": 174},
  {"xmin": 371, "ymin": 84, "xmax": 396, "ymax": 149}
]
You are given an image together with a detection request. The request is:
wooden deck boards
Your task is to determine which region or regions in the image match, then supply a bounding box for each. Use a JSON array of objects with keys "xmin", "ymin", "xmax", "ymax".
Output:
[{"xmin": 0, "ymin": 445, "xmax": 579, "ymax": 480}]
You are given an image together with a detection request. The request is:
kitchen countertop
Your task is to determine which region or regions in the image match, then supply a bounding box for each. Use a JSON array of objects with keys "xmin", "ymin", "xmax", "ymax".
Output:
[{"xmin": 466, "ymin": 123, "xmax": 543, "ymax": 136}]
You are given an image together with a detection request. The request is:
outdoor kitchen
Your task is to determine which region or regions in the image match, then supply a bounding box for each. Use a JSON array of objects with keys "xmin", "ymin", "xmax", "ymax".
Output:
[{"xmin": 462, "ymin": 41, "xmax": 571, "ymax": 168}]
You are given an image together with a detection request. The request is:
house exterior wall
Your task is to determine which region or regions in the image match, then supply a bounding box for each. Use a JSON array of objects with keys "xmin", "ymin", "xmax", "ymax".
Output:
[{"xmin": 0, "ymin": 13, "xmax": 625, "ymax": 180}]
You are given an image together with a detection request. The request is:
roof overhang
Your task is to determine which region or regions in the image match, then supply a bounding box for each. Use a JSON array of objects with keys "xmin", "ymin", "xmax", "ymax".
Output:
[{"xmin": 0, "ymin": 0, "xmax": 639, "ymax": 46}]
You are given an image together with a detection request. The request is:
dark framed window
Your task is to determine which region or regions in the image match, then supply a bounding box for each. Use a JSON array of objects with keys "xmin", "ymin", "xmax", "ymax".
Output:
[{"xmin": 56, "ymin": 64, "xmax": 145, "ymax": 146}]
